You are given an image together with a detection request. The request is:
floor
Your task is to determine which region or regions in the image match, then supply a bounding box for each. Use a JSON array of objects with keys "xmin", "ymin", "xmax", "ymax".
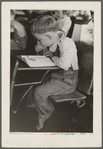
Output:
[{"xmin": 10, "ymin": 90, "xmax": 93, "ymax": 133}]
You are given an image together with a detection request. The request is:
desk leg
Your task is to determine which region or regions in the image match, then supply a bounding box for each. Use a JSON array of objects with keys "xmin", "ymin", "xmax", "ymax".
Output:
[
  {"xmin": 10, "ymin": 59, "xmax": 19, "ymax": 105},
  {"xmin": 11, "ymin": 69, "xmax": 50, "ymax": 113}
]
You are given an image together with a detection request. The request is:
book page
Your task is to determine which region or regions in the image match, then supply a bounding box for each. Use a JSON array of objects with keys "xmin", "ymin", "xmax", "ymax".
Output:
[{"xmin": 21, "ymin": 55, "xmax": 56, "ymax": 67}]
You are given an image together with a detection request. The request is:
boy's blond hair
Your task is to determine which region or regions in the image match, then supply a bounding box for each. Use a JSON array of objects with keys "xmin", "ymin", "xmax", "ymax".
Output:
[{"xmin": 31, "ymin": 15, "xmax": 60, "ymax": 34}]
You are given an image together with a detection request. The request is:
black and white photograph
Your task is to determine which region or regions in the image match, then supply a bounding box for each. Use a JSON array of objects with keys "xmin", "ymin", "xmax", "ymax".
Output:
[{"xmin": 2, "ymin": 1, "xmax": 101, "ymax": 148}]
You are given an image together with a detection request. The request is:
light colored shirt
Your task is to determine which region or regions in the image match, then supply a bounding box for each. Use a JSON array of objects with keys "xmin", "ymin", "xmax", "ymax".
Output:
[
  {"xmin": 11, "ymin": 20, "xmax": 27, "ymax": 37},
  {"xmin": 80, "ymin": 19, "xmax": 94, "ymax": 45},
  {"xmin": 49, "ymin": 36, "xmax": 78, "ymax": 71},
  {"xmin": 58, "ymin": 16, "xmax": 72, "ymax": 36}
]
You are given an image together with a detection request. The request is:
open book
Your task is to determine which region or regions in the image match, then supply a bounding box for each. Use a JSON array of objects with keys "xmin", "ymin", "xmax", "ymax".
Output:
[{"xmin": 18, "ymin": 55, "xmax": 56, "ymax": 67}]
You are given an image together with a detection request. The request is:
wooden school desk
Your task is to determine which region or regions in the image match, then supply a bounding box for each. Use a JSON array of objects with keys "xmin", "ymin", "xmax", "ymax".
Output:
[{"xmin": 10, "ymin": 50, "xmax": 59, "ymax": 113}]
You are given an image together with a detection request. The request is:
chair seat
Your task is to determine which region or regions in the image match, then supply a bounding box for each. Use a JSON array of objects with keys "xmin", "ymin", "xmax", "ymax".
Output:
[{"xmin": 49, "ymin": 90, "xmax": 86, "ymax": 103}]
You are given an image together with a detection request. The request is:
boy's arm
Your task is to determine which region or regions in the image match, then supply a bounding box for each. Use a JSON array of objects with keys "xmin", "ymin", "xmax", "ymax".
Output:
[
  {"xmin": 58, "ymin": 17, "xmax": 72, "ymax": 36},
  {"xmin": 11, "ymin": 39, "xmax": 22, "ymax": 50},
  {"xmin": 20, "ymin": 36, "xmax": 28, "ymax": 50},
  {"xmin": 11, "ymin": 20, "xmax": 27, "ymax": 37},
  {"xmin": 44, "ymin": 45, "xmax": 60, "ymax": 58},
  {"xmin": 11, "ymin": 20, "xmax": 27, "ymax": 50},
  {"xmin": 35, "ymin": 42, "xmax": 46, "ymax": 55},
  {"xmin": 52, "ymin": 40, "xmax": 77, "ymax": 70}
]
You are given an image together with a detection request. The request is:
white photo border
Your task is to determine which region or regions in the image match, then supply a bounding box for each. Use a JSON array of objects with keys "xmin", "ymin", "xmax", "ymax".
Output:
[{"xmin": 2, "ymin": 1, "xmax": 102, "ymax": 147}]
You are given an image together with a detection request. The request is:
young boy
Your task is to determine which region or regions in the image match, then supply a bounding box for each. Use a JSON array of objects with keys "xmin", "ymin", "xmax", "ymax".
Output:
[
  {"xmin": 31, "ymin": 15, "xmax": 79, "ymax": 130},
  {"xmin": 51, "ymin": 10, "xmax": 72, "ymax": 36},
  {"xmin": 10, "ymin": 10, "xmax": 28, "ymax": 50}
]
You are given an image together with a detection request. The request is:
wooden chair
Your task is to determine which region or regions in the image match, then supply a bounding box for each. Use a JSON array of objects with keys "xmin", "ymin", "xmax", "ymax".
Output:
[{"xmin": 49, "ymin": 42, "xmax": 93, "ymax": 107}]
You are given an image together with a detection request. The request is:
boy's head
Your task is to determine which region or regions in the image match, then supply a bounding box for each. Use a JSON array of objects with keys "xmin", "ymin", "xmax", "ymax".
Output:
[{"xmin": 31, "ymin": 15, "xmax": 64, "ymax": 47}]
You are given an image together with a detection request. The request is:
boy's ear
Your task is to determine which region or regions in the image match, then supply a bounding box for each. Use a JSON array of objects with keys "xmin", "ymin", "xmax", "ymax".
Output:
[
  {"xmin": 46, "ymin": 34, "xmax": 52, "ymax": 40},
  {"xmin": 57, "ymin": 30, "xmax": 65, "ymax": 38}
]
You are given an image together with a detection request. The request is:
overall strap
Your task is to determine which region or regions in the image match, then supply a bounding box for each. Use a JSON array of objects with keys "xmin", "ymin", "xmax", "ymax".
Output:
[{"xmin": 53, "ymin": 45, "xmax": 60, "ymax": 57}]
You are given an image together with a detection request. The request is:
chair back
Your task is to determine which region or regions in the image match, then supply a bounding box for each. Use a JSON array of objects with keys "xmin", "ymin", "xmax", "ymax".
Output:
[{"xmin": 75, "ymin": 42, "xmax": 93, "ymax": 95}]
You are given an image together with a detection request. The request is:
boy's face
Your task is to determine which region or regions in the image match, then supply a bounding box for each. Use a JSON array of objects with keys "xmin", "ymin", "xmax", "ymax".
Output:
[{"xmin": 34, "ymin": 32, "xmax": 59, "ymax": 48}]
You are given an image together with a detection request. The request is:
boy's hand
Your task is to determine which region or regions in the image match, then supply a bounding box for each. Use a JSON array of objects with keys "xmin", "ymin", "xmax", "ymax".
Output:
[
  {"xmin": 35, "ymin": 42, "xmax": 46, "ymax": 54},
  {"xmin": 43, "ymin": 49, "xmax": 53, "ymax": 59}
]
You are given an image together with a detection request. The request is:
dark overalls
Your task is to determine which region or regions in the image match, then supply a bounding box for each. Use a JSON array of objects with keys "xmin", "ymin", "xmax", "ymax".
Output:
[{"xmin": 34, "ymin": 45, "xmax": 78, "ymax": 118}]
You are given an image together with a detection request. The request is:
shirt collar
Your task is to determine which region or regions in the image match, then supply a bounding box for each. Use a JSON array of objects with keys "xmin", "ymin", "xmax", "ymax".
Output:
[{"xmin": 49, "ymin": 34, "xmax": 65, "ymax": 49}]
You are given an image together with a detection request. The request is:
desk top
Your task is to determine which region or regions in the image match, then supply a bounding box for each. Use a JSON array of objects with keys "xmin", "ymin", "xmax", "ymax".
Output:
[{"xmin": 11, "ymin": 50, "xmax": 59, "ymax": 70}]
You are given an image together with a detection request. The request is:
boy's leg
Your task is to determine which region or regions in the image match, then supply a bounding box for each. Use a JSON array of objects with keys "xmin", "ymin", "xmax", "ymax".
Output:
[{"xmin": 34, "ymin": 78, "xmax": 76, "ymax": 130}]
